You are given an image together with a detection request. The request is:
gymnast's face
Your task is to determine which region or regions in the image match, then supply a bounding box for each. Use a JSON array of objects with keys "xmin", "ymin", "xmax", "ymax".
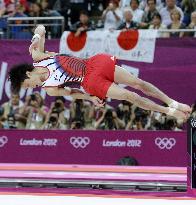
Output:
[{"xmin": 22, "ymin": 70, "xmax": 43, "ymax": 89}]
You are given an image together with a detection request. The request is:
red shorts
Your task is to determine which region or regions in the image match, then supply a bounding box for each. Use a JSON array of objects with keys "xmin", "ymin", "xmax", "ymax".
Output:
[{"xmin": 81, "ymin": 54, "xmax": 116, "ymax": 99}]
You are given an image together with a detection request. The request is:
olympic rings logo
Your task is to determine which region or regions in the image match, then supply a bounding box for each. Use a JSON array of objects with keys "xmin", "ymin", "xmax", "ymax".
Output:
[
  {"xmin": 191, "ymin": 119, "xmax": 196, "ymax": 128},
  {"xmin": 155, "ymin": 137, "xmax": 176, "ymax": 150},
  {"xmin": 70, "ymin": 137, "xmax": 90, "ymax": 149},
  {"xmin": 0, "ymin": 136, "xmax": 8, "ymax": 147}
]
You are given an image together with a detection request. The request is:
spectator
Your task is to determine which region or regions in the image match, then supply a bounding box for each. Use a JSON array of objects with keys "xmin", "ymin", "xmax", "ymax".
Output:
[
  {"xmin": 132, "ymin": 116, "xmax": 144, "ymax": 130},
  {"xmin": 1, "ymin": 92, "xmax": 26, "ymax": 129},
  {"xmin": 94, "ymin": 108, "xmax": 125, "ymax": 130},
  {"xmin": 34, "ymin": 92, "xmax": 49, "ymax": 112},
  {"xmin": 143, "ymin": 110, "xmax": 155, "ymax": 130},
  {"xmin": 139, "ymin": 0, "xmax": 163, "ymax": 12},
  {"xmin": 129, "ymin": 0, "xmax": 144, "ymax": 23},
  {"xmin": 71, "ymin": 119, "xmax": 84, "ymax": 129},
  {"xmin": 11, "ymin": 2, "xmax": 30, "ymax": 39},
  {"xmin": 151, "ymin": 111, "xmax": 167, "ymax": 130},
  {"xmin": 181, "ymin": 0, "xmax": 196, "ymax": 26},
  {"xmin": 1, "ymin": 92, "xmax": 23, "ymax": 120},
  {"xmin": 125, "ymin": 111, "xmax": 135, "ymax": 130},
  {"xmin": 3, "ymin": 112, "xmax": 18, "ymax": 129},
  {"xmin": 126, "ymin": 107, "xmax": 149, "ymax": 130},
  {"xmin": 69, "ymin": 0, "xmax": 88, "ymax": 24},
  {"xmin": 119, "ymin": 0, "xmax": 131, "ymax": 9},
  {"xmin": 149, "ymin": 13, "xmax": 166, "ymax": 29},
  {"xmin": 149, "ymin": 13, "xmax": 167, "ymax": 37},
  {"xmin": 17, "ymin": 92, "xmax": 48, "ymax": 129},
  {"xmin": 46, "ymin": 0, "xmax": 70, "ymax": 30},
  {"xmin": 70, "ymin": 10, "xmax": 95, "ymax": 37},
  {"xmin": 140, "ymin": 0, "xmax": 159, "ymax": 28},
  {"xmin": 102, "ymin": 0, "xmax": 123, "ymax": 30},
  {"xmin": 47, "ymin": 0, "xmax": 70, "ymax": 16},
  {"xmin": 94, "ymin": 102, "xmax": 113, "ymax": 120},
  {"xmin": 25, "ymin": 93, "xmax": 47, "ymax": 129},
  {"xmin": 164, "ymin": 118, "xmax": 182, "ymax": 130},
  {"xmin": 116, "ymin": 101, "xmax": 134, "ymax": 125},
  {"xmin": 167, "ymin": 9, "xmax": 185, "ymax": 37},
  {"xmin": 4, "ymin": 0, "xmax": 28, "ymax": 16},
  {"xmin": 0, "ymin": 107, "xmax": 5, "ymax": 128},
  {"xmin": 50, "ymin": 96, "xmax": 69, "ymax": 126},
  {"xmin": 135, "ymin": 107, "xmax": 149, "ymax": 129},
  {"xmin": 159, "ymin": 0, "xmax": 184, "ymax": 26},
  {"xmin": 117, "ymin": 8, "xmax": 139, "ymax": 30},
  {"xmin": 42, "ymin": 110, "xmax": 66, "ymax": 129},
  {"xmin": 41, "ymin": 0, "xmax": 62, "ymax": 38},
  {"xmin": 88, "ymin": 0, "xmax": 105, "ymax": 17},
  {"xmin": 126, "ymin": 110, "xmax": 145, "ymax": 130},
  {"xmin": 4, "ymin": 0, "xmax": 17, "ymax": 16},
  {"xmin": 94, "ymin": 106, "xmax": 105, "ymax": 121},
  {"xmin": 13, "ymin": 2, "xmax": 27, "ymax": 17},
  {"xmin": 70, "ymin": 99, "xmax": 92, "ymax": 129},
  {"xmin": 187, "ymin": 11, "xmax": 196, "ymax": 37},
  {"xmin": 29, "ymin": 2, "xmax": 43, "ymax": 17},
  {"xmin": 0, "ymin": 0, "xmax": 6, "ymax": 37},
  {"xmin": 0, "ymin": 0, "xmax": 5, "ymax": 17}
]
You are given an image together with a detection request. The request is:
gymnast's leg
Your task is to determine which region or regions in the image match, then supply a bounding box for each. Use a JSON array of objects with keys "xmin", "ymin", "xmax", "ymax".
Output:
[
  {"xmin": 114, "ymin": 65, "xmax": 191, "ymax": 113},
  {"xmin": 106, "ymin": 83, "xmax": 187, "ymax": 120}
]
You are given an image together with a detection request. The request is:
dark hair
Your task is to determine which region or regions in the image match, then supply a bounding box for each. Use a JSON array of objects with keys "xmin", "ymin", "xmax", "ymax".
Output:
[
  {"xmin": 9, "ymin": 64, "xmax": 34, "ymax": 93},
  {"xmin": 110, "ymin": 0, "xmax": 119, "ymax": 7},
  {"xmin": 130, "ymin": 0, "xmax": 140, "ymax": 5},
  {"xmin": 165, "ymin": 119, "xmax": 176, "ymax": 130},
  {"xmin": 147, "ymin": 0, "xmax": 156, "ymax": 4},
  {"xmin": 153, "ymin": 13, "xmax": 162, "ymax": 21},
  {"xmin": 117, "ymin": 156, "xmax": 138, "ymax": 166},
  {"xmin": 32, "ymin": 2, "xmax": 43, "ymax": 12},
  {"xmin": 55, "ymin": 96, "xmax": 65, "ymax": 103},
  {"xmin": 80, "ymin": 10, "xmax": 89, "ymax": 17}
]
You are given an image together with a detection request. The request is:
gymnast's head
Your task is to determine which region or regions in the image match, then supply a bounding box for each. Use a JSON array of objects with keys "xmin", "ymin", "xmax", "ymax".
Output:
[{"xmin": 9, "ymin": 63, "xmax": 43, "ymax": 92}]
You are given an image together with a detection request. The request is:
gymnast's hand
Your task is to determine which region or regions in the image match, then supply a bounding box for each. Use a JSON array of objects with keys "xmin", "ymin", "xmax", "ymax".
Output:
[
  {"xmin": 91, "ymin": 96, "xmax": 105, "ymax": 108},
  {"xmin": 29, "ymin": 37, "xmax": 39, "ymax": 55}
]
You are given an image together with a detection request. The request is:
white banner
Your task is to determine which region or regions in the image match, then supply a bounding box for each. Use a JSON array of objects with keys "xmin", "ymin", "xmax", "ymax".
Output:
[{"xmin": 59, "ymin": 30, "xmax": 157, "ymax": 63}]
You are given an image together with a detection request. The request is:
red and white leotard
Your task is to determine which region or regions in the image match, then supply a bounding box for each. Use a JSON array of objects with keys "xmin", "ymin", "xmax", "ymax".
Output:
[
  {"xmin": 33, "ymin": 54, "xmax": 116, "ymax": 99},
  {"xmin": 33, "ymin": 54, "xmax": 87, "ymax": 88}
]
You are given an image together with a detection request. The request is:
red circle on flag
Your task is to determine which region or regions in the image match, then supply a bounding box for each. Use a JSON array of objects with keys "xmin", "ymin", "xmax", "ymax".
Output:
[
  {"xmin": 117, "ymin": 30, "xmax": 139, "ymax": 50},
  {"xmin": 67, "ymin": 32, "xmax": 87, "ymax": 52}
]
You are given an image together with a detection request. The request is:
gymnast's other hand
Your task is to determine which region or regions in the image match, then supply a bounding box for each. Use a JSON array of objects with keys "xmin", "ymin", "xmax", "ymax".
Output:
[{"xmin": 91, "ymin": 96, "xmax": 105, "ymax": 108}]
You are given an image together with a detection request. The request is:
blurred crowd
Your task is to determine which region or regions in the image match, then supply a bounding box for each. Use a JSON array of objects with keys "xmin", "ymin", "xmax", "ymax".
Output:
[
  {"xmin": 0, "ymin": 91, "xmax": 195, "ymax": 130},
  {"xmin": 0, "ymin": 0, "xmax": 196, "ymax": 38}
]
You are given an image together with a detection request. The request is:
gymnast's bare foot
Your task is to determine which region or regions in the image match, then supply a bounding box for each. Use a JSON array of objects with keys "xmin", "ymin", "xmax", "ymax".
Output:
[
  {"xmin": 168, "ymin": 100, "xmax": 192, "ymax": 113},
  {"xmin": 167, "ymin": 108, "xmax": 188, "ymax": 121}
]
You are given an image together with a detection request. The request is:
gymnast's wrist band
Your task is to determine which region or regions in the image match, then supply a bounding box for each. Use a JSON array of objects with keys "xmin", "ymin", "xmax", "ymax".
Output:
[{"xmin": 31, "ymin": 34, "xmax": 41, "ymax": 42}]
